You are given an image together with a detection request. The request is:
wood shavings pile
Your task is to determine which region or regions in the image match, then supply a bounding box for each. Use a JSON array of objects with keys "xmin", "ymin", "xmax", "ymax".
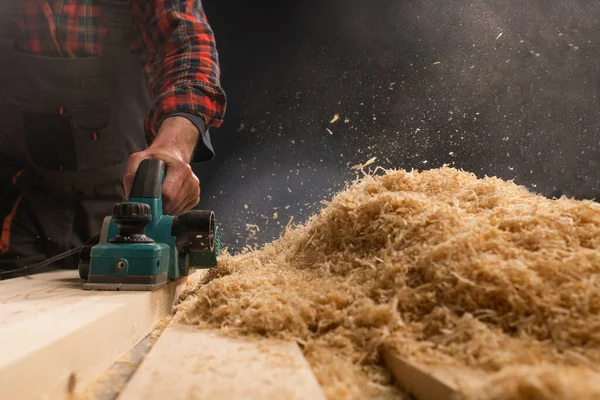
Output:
[{"xmin": 177, "ymin": 167, "xmax": 600, "ymax": 399}]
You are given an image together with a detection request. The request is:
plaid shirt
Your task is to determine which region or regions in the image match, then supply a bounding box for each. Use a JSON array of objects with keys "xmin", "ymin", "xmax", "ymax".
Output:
[{"xmin": 12, "ymin": 0, "xmax": 226, "ymax": 138}]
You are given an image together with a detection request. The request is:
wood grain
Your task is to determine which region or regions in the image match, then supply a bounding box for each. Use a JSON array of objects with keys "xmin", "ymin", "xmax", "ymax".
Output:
[
  {"xmin": 382, "ymin": 347, "xmax": 458, "ymax": 399},
  {"xmin": 118, "ymin": 324, "xmax": 327, "ymax": 400},
  {"xmin": 0, "ymin": 270, "xmax": 197, "ymax": 400},
  {"xmin": 382, "ymin": 346, "xmax": 486, "ymax": 400}
]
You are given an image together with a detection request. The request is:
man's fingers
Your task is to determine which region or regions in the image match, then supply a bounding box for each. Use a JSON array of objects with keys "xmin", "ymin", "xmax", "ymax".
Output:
[
  {"xmin": 162, "ymin": 163, "xmax": 200, "ymax": 215},
  {"xmin": 174, "ymin": 180, "xmax": 201, "ymax": 214},
  {"xmin": 167, "ymin": 178, "xmax": 200, "ymax": 215},
  {"xmin": 165, "ymin": 190, "xmax": 194, "ymax": 215},
  {"xmin": 161, "ymin": 163, "xmax": 187, "ymax": 213},
  {"xmin": 181, "ymin": 181, "xmax": 201, "ymax": 213},
  {"xmin": 161, "ymin": 164, "xmax": 189, "ymax": 203},
  {"xmin": 180, "ymin": 197, "xmax": 200, "ymax": 214},
  {"xmin": 164, "ymin": 189, "xmax": 187, "ymax": 215}
]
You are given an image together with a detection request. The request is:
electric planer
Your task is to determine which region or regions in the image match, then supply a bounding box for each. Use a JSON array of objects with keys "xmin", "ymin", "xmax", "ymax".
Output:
[{"xmin": 78, "ymin": 158, "xmax": 222, "ymax": 291}]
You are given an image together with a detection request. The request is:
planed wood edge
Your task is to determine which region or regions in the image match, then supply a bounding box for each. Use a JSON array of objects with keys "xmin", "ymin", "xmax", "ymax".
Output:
[
  {"xmin": 80, "ymin": 335, "xmax": 156, "ymax": 400},
  {"xmin": 0, "ymin": 271, "xmax": 202, "ymax": 400},
  {"xmin": 381, "ymin": 346, "xmax": 459, "ymax": 400},
  {"xmin": 118, "ymin": 324, "xmax": 327, "ymax": 400}
]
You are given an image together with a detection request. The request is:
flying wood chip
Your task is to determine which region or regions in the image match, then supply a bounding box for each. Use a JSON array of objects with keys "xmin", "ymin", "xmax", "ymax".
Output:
[{"xmin": 351, "ymin": 157, "xmax": 377, "ymax": 170}]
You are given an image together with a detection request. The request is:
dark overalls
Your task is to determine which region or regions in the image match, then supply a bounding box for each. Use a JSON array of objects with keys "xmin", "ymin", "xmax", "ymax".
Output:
[{"xmin": 0, "ymin": 1, "xmax": 149, "ymax": 270}]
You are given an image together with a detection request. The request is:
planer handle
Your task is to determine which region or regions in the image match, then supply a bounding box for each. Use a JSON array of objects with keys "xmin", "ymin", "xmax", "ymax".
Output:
[{"xmin": 129, "ymin": 159, "xmax": 165, "ymax": 199}]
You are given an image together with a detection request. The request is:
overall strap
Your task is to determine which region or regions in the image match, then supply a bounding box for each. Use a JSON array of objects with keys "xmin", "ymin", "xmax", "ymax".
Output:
[
  {"xmin": 0, "ymin": 0, "xmax": 17, "ymax": 50},
  {"xmin": 102, "ymin": 0, "xmax": 136, "ymax": 55}
]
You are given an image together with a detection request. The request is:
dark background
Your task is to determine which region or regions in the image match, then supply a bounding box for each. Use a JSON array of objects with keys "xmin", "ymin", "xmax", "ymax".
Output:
[{"xmin": 195, "ymin": 0, "xmax": 600, "ymax": 252}]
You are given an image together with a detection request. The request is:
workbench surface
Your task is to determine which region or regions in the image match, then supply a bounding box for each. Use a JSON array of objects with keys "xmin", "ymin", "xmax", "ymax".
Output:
[{"xmin": 0, "ymin": 270, "xmax": 187, "ymax": 399}]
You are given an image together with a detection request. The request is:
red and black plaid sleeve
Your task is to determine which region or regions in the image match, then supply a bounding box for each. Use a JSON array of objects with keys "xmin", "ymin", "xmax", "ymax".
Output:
[
  {"xmin": 132, "ymin": 0, "xmax": 226, "ymax": 139},
  {"xmin": 13, "ymin": 0, "xmax": 226, "ymax": 139}
]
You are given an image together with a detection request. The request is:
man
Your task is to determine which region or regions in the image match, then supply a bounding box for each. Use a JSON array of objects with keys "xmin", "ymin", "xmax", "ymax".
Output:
[{"xmin": 0, "ymin": 0, "xmax": 226, "ymax": 271}]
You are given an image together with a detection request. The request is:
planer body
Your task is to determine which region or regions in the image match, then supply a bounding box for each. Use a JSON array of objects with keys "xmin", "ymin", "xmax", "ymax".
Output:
[{"xmin": 78, "ymin": 158, "xmax": 222, "ymax": 291}]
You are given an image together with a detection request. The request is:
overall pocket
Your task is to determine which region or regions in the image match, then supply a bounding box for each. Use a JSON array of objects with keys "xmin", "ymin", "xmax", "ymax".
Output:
[
  {"xmin": 23, "ymin": 112, "xmax": 77, "ymax": 171},
  {"xmin": 70, "ymin": 113, "xmax": 128, "ymax": 171}
]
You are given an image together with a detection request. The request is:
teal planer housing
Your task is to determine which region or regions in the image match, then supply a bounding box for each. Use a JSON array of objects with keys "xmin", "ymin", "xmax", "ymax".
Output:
[{"xmin": 78, "ymin": 159, "xmax": 222, "ymax": 291}]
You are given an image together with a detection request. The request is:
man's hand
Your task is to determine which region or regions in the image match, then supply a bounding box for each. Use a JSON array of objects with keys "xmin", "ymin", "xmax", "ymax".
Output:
[{"xmin": 123, "ymin": 116, "xmax": 201, "ymax": 215}]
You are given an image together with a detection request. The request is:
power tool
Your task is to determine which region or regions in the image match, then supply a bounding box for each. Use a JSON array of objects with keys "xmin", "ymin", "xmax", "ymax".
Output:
[{"xmin": 78, "ymin": 158, "xmax": 222, "ymax": 291}]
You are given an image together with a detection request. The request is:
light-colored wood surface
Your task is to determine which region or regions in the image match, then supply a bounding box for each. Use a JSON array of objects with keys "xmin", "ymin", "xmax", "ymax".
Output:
[
  {"xmin": 0, "ymin": 270, "xmax": 195, "ymax": 400},
  {"xmin": 382, "ymin": 347, "xmax": 459, "ymax": 400},
  {"xmin": 118, "ymin": 323, "xmax": 327, "ymax": 400},
  {"xmin": 82, "ymin": 334, "xmax": 156, "ymax": 400},
  {"xmin": 382, "ymin": 346, "xmax": 486, "ymax": 400}
]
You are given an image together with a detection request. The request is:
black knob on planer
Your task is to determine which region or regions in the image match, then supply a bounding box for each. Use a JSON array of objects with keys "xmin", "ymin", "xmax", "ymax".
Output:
[{"xmin": 109, "ymin": 202, "xmax": 155, "ymax": 244}]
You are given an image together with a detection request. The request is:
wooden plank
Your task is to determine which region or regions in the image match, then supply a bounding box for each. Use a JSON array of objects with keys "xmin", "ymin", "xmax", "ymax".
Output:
[
  {"xmin": 381, "ymin": 346, "xmax": 485, "ymax": 400},
  {"xmin": 118, "ymin": 324, "xmax": 327, "ymax": 400},
  {"xmin": 382, "ymin": 348, "xmax": 458, "ymax": 399},
  {"xmin": 82, "ymin": 335, "xmax": 156, "ymax": 400},
  {"xmin": 0, "ymin": 270, "xmax": 197, "ymax": 400}
]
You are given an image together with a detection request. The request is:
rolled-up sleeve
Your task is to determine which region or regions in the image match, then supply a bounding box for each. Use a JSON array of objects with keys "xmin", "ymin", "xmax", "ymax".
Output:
[{"xmin": 132, "ymin": 0, "xmax": 227, "ymax": 144}]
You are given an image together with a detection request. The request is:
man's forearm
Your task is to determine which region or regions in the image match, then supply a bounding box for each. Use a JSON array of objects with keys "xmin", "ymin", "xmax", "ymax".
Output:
[
  {"xmin": 151, "ymin": 116, "xmax": 200, "ymax": 163},
  {"xmin": 124, "ymin": 1, "xmax": 224, "ymax": 216},
  {"xmin": 170, "ymin": 112, "xmax": 216, "ymax": 162}
]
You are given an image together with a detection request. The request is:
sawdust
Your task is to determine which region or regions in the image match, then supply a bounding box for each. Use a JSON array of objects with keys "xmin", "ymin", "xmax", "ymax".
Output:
[
  {"xmin": 464, "ymin": 365, "xmax": 600, "ymax": 400},
  {"xmin": 176, "ymin": 166, "xmax": 600, "ymax": 399}
]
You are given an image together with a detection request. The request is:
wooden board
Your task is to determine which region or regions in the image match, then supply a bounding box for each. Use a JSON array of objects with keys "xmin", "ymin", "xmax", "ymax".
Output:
[
  {"xmin": 382, "ymin": 348, "xmax": 458, "ymax": 399},
  {"xmin": 82, "ymin": 335, "xmax": 156, "ymax": 400},
  {"xmin": 118, "ymin": 323, "xmax": 327, "ymax": 400},
  {"xmin": 0, "ymin": 270, "xmax": 196, "ymax": 400},
  {"xmin": 382, "ymin": 346, "xmax": 486, "ymax": 400}
]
